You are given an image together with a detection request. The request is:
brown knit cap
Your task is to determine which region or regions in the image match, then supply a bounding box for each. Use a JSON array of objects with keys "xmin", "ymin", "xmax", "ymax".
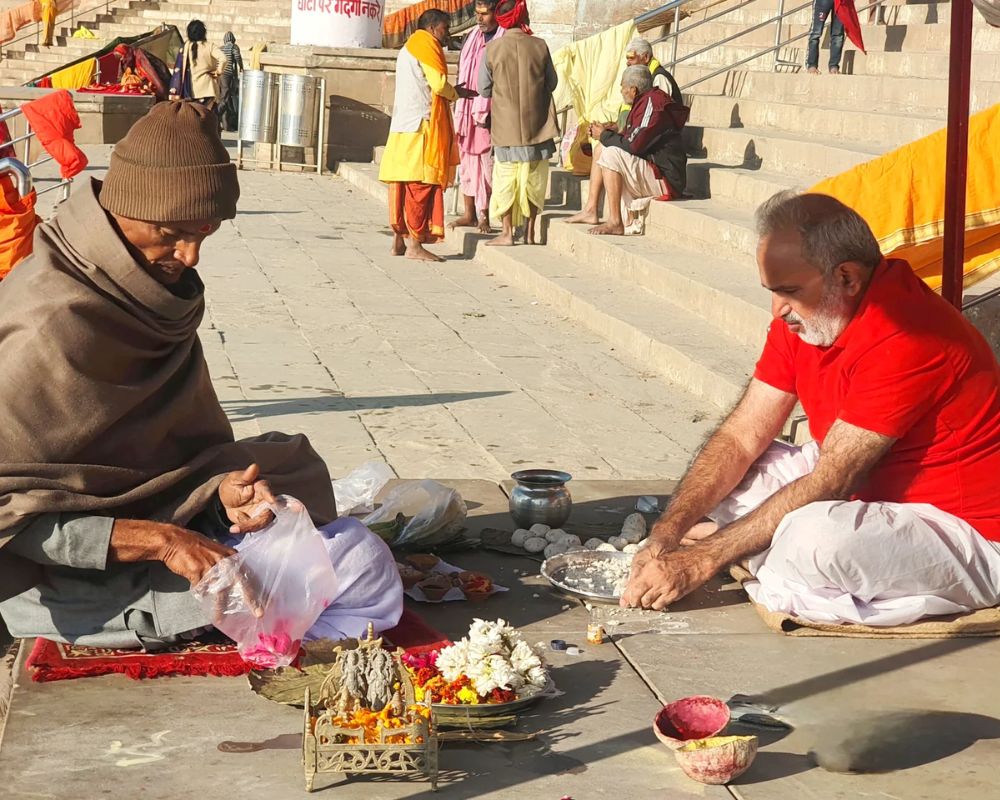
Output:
[{"xmin": 99, "ymin": 101, "xmax": 240, "ymax": 222}]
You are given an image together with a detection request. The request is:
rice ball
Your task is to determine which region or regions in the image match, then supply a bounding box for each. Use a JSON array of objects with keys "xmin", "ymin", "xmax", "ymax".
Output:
[
  {"xmin": 622, "ymin": 543, "xmax": 641, "ymax": 554},
  {"xmin": 596, "ymin": 542, "xmax": 618, "ymax": 553},
  {"xmin": 608, "ymin": 536, "xmax": 627, "ymax": 550},
  {"xmin": 559, "ymin": 533, "xmax": 582, "ymax": 548},
  {"xmin": 545, "ymin": 528, "xmax": 566, "ymax": 543},
  {"xmin": 585, "ymin": 538, "xmax": 605, "ymax": 550},
  {"xmin": 524, "ymin": 536, "xmax": 548, "ymax": 553},
  {"xmin": 544, "ymin": 542, "xmax": 569, "ymax": 559},
  {"xmin": 511, "ymin": 528, "xmax": 531, "ymax": 547},
  {"xmin": 529, "ymin": 523, "xmax": 551, "ymax": 537}
]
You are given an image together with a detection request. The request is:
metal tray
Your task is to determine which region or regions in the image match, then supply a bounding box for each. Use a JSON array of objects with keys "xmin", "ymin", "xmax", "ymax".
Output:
[
  {"xmin": 431, "ymin": 681, "xmax": 552, "ymax": 723},
  {"xmin": 541, "ymin": 550, "xmax": 633, "ymax": 605}
]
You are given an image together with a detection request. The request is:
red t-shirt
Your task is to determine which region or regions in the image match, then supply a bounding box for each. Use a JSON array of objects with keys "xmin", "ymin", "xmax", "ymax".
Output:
[{"xmin": 754, "ymin": 258, "xmax": 1000, "ymax": 541}]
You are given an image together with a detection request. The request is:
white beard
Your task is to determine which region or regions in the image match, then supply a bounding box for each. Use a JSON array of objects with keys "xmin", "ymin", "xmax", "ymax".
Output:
[{"xmin": 786, "ymin": 285, "xmax": 853, "ymax": 347}]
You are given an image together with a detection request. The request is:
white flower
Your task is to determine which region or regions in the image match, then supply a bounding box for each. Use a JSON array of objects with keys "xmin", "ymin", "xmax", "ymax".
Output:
[
  {"xmin": 526, "ymin": 665, "xmax": 548, "ymax": 689},
  {"xmin": 435, "ymin": 639, "xmax": 471, "ymax": 682},
  {"xmin": 438, "ymin": 619, "xmax": 549, "ymax": 698}
]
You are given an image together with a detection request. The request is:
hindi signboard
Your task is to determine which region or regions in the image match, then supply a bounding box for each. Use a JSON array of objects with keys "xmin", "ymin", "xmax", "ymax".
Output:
[{"xmin": 291, "ymin": 0, "xmax": 384, "ymax": 48}]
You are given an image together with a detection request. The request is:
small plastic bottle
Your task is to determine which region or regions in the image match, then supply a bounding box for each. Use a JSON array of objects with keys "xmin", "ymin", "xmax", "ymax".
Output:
[{"xmin": 586, "ymin": 605, "xmax": 606, "ymax": 645}]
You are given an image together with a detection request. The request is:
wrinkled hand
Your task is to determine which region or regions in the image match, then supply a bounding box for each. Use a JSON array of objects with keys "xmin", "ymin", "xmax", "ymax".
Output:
[
  {"xmin": 161, "ymin": 527, "xmax": 264, "ymax": 619},
  {"xmin": 219, "ymin": 463, "xmax": 276, "ymax": 535},
  {"xmin": 456, "ymin": 86, "xmax": 478, "ymax": 99},
  {"xmin": 620, "ymin": 541, "xmax": 717, "ymax": 611}
]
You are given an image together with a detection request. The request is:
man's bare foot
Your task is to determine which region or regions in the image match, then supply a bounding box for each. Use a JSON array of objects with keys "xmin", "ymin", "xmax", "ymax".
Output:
[
  {"xmin": 565, "ymin": 209, "xmax": 600, "ymax": 225},
  {"xmin": 486, "ymin": 233, "xmax": 516, "ymax": 246},
  {"xmin": 449, "ymin": 215, "xmax": 477, "ymax": 230},
  {"xmin": 406, "ymin": 243, "xmax": 444, "ymax": 262},
  {"xmin": 589, "ymin": 222, "xmax": 625, "ymax": 236},
  {"xmin": 525, "ymin": 228, "xmax": 537, "ymax": 245},
  {"xmin": 391, "ymin": 234, "xmax": 406, "ymax": 256},
  {"xmin": 829, "ymin": 66, "xmax": 840, "ymax": 75},
  {"xmin": 477, "ymin": 219, "xmax": 495, "ymax": 235},
  {"xmin": 806, "ymin": 67, "xmax": 820, "ymax": 75}
]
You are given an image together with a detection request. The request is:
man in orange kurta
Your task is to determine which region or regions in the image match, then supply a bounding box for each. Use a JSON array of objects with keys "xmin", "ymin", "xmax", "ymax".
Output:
[{"xmin": 378, "ymin": 10, "xmax": 473, "ymax": 262}]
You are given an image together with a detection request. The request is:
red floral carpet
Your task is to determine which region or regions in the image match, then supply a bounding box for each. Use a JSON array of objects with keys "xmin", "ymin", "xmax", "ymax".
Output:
[{"xmin": 25, "ymin": 609, "xmax": 450, "ymax": 682}]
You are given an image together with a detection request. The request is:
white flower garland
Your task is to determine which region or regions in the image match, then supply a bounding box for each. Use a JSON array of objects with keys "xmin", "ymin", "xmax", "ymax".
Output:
[{"xmin": 435, "ymin": 618, "xmax": 548, "ymax": 697}]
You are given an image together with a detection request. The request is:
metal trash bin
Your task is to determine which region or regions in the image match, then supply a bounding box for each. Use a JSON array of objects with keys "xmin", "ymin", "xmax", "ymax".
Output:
[
  {"xmin": 277, "ymin": 74, "xmax": 320, "ymax": 148},
  {"xmin": 239, "ymin": 70, "xmax": 280, "ymax": 143}
]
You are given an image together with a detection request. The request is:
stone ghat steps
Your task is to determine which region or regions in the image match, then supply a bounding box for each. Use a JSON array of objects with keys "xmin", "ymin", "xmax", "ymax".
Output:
[{"xmin": 0, "ymin": 0, "xmax": 290, "ymax": 86}]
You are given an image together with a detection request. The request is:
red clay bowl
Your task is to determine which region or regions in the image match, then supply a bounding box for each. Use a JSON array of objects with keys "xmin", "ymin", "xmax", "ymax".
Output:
[
  {"xmin": 675, "ymin": 735, "xmax": 758, "ymax": 784},
  {"xmin": 652, "ymin": 695, "xmax": 731, "ymax": 750}
]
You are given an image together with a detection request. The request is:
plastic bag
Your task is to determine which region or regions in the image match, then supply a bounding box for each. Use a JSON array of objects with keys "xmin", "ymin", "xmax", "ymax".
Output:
[
  {"xmin": 191, "ymin": 496, "xmax": 338, "ymax": 668},
  {"xmin": 560, "ymin": 121, "xmax": 593, "ymax": 176},
  {"xmin": 331, "ymin": 460, "xmax": 395, "ymax": 516},
  {"xmin": 362, "ymin": 479, "xmax": 467, "ymax": 550}
]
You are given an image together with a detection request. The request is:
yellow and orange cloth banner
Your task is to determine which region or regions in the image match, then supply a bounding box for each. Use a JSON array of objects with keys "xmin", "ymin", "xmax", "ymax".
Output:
[{"xmin": 812, "ymin": 103, "xmax": 1000, "ymax": 291}]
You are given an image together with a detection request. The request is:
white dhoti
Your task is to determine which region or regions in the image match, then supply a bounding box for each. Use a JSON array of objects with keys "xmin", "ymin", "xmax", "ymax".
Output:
[
  {"xmin": 712, "ymin": 441, "xmax": 1000, "ymax": 626},
  {"xmin": 597, "ymin": 145, "xmax": 662, "ymax": 214}
]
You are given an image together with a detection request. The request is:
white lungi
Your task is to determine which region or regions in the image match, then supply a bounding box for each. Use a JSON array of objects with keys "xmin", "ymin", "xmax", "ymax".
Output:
[
  {"xmin": 597, "ymin": 145, "xmax": 661, "ymax": 213},
  {"xmin": 711, "ymin": 441, "xmax": 1000, "ymax": 626}
]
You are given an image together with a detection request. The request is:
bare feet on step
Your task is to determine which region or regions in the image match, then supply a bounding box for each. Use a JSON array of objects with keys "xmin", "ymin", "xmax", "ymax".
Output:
[
  {"xmin": 406, "ymin": 242, "xmax": 444, "ymax": 262},
  {"xmin": 391, "ymin": 234, "xmax": 406, "ymax": 256},
  {"xmin": 486, "ymin": 232, "xmax": 516, "ymax": 246},
  {"xmin": 588, "ymin": 222, "xmax": 625, "ymax": 236},
  {"xmin": 449, "ymin": 215, "xmax": 477, "ymax": 230},
  {"xmin": 477, "ymin": 219, "xmax": 495, "ymax": 235},
  {"xmin": 565, "ymin": 209, "xmax": 600, "ymax": 225}
]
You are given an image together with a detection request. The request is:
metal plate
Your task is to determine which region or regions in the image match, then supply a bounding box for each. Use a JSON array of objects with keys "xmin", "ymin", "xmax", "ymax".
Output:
[
  {"xmin": 541, "ymin": 550, "xmax": 633, "ymax": 605},
  {"xmin": 431, "ymin": 681, "xmax": 552, "ymax": 722}
]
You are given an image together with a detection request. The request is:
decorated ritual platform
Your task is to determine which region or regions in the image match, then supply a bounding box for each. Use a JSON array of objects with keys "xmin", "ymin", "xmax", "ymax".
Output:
[{"xmin": 2, "ymin": 479, "xmax": 1000, "ymax": 799}]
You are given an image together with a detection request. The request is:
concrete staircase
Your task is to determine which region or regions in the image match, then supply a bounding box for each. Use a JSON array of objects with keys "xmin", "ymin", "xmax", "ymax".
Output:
[
  {"xmin": 0, "ymin": 0, "xmax": 290, "ymax": 87},
  {"xmin": 339, "ymin": 0, "xmax": 1000, "ymax": 428}
]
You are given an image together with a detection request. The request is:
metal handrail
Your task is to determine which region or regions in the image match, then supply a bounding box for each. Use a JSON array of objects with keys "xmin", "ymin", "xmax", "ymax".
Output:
[
  {"xmin": 0, "ymin": 0, "xmax": 116, "ymax": 60},
  {"xmin": 638, "ymin": 0, "xmax": 882, "ymax": 92},
  {"xmin": 0, "ymin": 105, "xmax": 72, "ymax": 201}
]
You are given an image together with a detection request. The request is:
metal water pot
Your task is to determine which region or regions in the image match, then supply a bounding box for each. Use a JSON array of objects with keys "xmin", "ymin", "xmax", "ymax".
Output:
[{"xmin": 509, "ymin": 470, "xmax": 573, "ymax": 528}]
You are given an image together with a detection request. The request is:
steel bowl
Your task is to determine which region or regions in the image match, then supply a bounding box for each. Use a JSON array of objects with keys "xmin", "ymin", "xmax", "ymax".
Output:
[{"xmin": 509, "ymin": 469, "xmax": 573, "ymax": 528}]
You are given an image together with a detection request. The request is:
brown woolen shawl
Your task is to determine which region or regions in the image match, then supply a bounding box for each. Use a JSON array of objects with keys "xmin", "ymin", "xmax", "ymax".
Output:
[{"xmin": 0, "ymin": 180, "xmax": 336, "ymax": 600}]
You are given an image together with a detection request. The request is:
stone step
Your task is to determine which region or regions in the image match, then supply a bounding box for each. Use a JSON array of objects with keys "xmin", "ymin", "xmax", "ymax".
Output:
[
  {"xmin": 685, "ymin": 124, "xmax": 885, "ymax": 182},
  {"xmin": 335, "ymin": 161, "xmax": 757, "ymax": 407},
  {"xmin": 686, "ymin": 163, "xmax": 802, "ymax": 209},
  {"xmin": 643, "ymin": 197, "xmax": 760, "ymax": 262},
  {"xmin": 661, "ymin": 18, "xmax": 1000, "ymax": 54},
  {"xmin": 666, "ymin": 40, "xmax": 1000, "ymax": 84},
  {"xmin": 476, "ymin": 219, "xmax": 758, "ymax": 408},
  {"xmin": 697, "ymin": 68, "xmax": 1000, "ymax": 118},
  {"xmin": 688, "ymin": 92, "xmax": 944, "ymax": 149},
  {"xmin": 543, "ymin": 215, "xmax": 771, "ymax": 350},
  {"xmin": 684, "ymin": 0, "xmax": 954, "ymax": 28}
]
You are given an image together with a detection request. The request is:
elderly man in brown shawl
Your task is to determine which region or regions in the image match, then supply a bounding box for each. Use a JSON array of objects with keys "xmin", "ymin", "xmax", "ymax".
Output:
[{"xmin": 0, "ymin": 102, "xmax": 338, "ymax": 649}]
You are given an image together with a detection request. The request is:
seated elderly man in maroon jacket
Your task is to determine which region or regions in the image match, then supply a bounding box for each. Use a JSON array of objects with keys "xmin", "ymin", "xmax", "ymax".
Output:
[{"xmin": 582, "ymin": 64, "xmax": 688, "ymax": 236}]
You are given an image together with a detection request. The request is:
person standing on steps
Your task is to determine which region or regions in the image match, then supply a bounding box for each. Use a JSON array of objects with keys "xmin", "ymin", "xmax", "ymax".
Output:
[
  {"xmin": 479, "ymin": 0, "xmax": 559, "ymax": 247},
  {"xmin": 379, "ymin": 10, "xmax": 475, "ymax": 263},
  {"xmin": 450, "ymin": 0, "xmax": 503, "ymax": 235},
  {"xmin": 806, "ymin": 0, "xmax": 846, "ymax": 74}
]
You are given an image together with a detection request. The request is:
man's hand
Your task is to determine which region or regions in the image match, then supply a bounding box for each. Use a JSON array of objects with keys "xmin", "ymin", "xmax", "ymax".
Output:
[
  {"xmin": 589, "ymin": 122, "xmax": 614, "ymax": 139},
  {"xmin": 620, "ymin": 541, "xmax": 718, "ymax": 611},
  {"xmin": 219, "ymin": 464, "xmax": 276, "ymax": 535},
  {"xmin": 456, "ymin": 85, "xmax": 478, "ymax": 99}
]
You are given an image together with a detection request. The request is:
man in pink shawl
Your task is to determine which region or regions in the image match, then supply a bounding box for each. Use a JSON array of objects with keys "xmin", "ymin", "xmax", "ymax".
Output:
[{"xmin": 450, "ymin": 1, "xmax": 503, "ymax": 234}]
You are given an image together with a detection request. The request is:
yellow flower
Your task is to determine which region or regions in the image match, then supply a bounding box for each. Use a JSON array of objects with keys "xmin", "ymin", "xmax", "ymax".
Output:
[{"xmin": 457, "ymin": 686, "xmax": 480, "ymax": 705}]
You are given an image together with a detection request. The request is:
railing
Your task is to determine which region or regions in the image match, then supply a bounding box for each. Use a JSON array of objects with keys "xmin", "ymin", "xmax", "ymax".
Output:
[
  {"xmin": 0, "ymin": 105, "xmax": 73, "ymax": 201},
  {"xmin": 638, "ymin": 0, "xmax": 882, "ymax": 92},
  {"xmin": 0, "ymin": 0, "xmax": 117, "ymax": 61}
]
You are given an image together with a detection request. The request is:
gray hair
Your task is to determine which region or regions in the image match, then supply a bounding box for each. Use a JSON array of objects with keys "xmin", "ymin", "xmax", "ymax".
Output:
[
  {"xmin": 622, "ymin": 64, "xmax": 653, "ymax": 93},
  {"xmin": 755, "ymin": 190, "xmax": 882, "ymax": 276},
  {"xmin": 627, "ymin": 38, "xmax": 653, "ymax": 58}
]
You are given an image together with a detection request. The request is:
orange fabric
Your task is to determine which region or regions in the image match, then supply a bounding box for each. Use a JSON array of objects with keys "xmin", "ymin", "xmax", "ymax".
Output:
[
  {"xmin": 0, "ymin": 174, "xmax": 39, "ymax": 280},
  {"xmin": 383, "ymin": 0, "xmax": 471, "ymax": 48},
  {"xmin": 0, "ymin": 0, "xmax": 42, "ymax": 44},
  {"xmin": 20, "ymin": 90, "xmax": 88, "ymax": 179},
  {"xmin": 389, "ymin": 181, "xmax": 445, "ymax": 244},
  {"xmin": 405, "ymin": 30, "xmax": 459, "ymax": 189}
]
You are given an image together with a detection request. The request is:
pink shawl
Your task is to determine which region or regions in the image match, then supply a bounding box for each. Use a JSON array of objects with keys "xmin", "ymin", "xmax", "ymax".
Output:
[{"xmin": 454, "ymin": 25, "xmax": 503, "ymax": 156}]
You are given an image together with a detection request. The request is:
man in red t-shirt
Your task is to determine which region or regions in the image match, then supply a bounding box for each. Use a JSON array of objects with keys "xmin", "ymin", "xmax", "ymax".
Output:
[{"xmin": 623, "ymin": 192, "xmax": 1000, "ymax": 625}]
